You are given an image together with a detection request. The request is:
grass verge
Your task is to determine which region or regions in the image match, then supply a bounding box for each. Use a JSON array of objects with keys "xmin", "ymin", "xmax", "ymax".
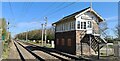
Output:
[{"xmin": 2, "ymin": 41, "xmax": 10, "ymax": 59}]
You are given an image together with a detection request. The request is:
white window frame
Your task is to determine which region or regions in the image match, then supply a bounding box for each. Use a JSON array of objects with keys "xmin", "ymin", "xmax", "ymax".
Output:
[
  {"xmin": 72, "ymin": 21, "xmax": 75, "ymax": 30},
  {"xmin": 80, "ymin": 21, "xmax": 87, "ymax": 30},
  {"xmin": 76, "ymin": 20, "xmax": 93, "ymax": 30},
  {"xmin": 87, "ymin": 21, "xmax": 92, "ymax": 29},
  {"xmin": 56, "ymin": 21, "xmax": 76, "ymax": 32},
  {"xmin": 77, "ymin": 21, "xmax": 81, "ymax": 29}
]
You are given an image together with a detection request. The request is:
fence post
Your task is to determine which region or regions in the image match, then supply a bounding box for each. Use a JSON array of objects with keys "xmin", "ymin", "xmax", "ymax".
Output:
[
  {"xmin": 98, "ymin": 43, "xmax": 100, "ymax": 59},
  {"xmin": 0, "ymin": 41, "xmax": 2, "ymax": 59},
  {"xmin": 0, "ymin": 28, "xmax": 3, "ymax": 59}
]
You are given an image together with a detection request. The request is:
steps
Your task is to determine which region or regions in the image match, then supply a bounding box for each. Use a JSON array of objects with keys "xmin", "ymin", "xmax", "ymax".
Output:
[{"xmin": 81, "ymin": 34, "xmax": 107, "ymax": 53}]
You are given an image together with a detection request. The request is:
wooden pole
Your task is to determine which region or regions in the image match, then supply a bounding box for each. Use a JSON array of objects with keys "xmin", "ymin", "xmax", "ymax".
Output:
[
  {"xmin": 81, "ymin": 41, "xmax": 83, "ymax": 56},
  {"xmin": 89, "ymin": 35, "xmax": 91, "ymax": 56},
  {"xmin": 26, "ymin": 31, "xmax": 27, "ymax": 41},
  {"xmin": 98, "ymin": 43, "xmax": 100, "ymax": 59}
]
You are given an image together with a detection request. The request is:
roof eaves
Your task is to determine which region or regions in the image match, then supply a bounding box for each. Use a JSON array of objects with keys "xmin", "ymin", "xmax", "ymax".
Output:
[{"xmin": 52, "ymin": 7, "xmax": 91, "ymax": 24}]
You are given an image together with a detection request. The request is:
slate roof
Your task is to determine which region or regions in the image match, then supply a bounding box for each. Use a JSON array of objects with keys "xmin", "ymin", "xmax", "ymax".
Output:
[
  {"xmin": 62, "ymin": 7, "xmax": 91, "ymax": 20},
  {"xmin": 52, "ymin": 7, "xmax": 103, "ymax": 25}
]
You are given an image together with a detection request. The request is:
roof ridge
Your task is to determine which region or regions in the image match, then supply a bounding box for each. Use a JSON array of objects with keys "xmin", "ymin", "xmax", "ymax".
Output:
[{"xmin": 62, "ymin": 7, "xmax": 91, "ymax": 20}]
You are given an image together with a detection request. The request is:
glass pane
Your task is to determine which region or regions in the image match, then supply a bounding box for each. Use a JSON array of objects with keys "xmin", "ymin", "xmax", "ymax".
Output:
[
  {"xmin": 77, "ymin": 21, "xmax": 80, "ymax": 29},
  {"xmin": 84, "ymin": 22, "xmax": 86, "ymax": 29},
  {"xmin": 81, "ymin": 22, "xmax": 83, "ymax": 29},
  {"xmin": 88, "ymin": 21, "xmax": 92, "ymax": 28}
]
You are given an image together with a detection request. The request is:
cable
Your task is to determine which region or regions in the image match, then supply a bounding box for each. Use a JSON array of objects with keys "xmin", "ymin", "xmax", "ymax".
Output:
[
  {"xmin": 47, "ymin": 2, "xmax": 76, "ymax": 18},
  {"xmin": 8, "ymin": 0, "xmax": 14, "ymax": 18},
  {"xmin": 21, "ymin": 1, "xmax": 33, "ymax": 20},
  {"xmin": 30, "ymin": 2, "xmax": 65, "ymax": 22}
]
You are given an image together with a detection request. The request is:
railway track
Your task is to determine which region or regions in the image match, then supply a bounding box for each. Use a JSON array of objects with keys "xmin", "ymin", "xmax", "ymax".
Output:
[
  {"xmin": 16, "ymin": 40, "xmax": 91, "ymax": 61},
  {"xmin": 14, "ymin": 41, "xmax": 42, "ymax": 61}
]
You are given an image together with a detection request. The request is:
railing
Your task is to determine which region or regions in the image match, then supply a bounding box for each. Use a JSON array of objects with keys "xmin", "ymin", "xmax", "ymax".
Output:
[{"xmin": 92, "ymin": 29, "xmax": 100, "ymax": 36}]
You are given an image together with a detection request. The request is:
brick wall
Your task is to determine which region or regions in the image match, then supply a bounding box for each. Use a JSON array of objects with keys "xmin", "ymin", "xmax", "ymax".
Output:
[
  {"xmin": 55, "ymin": 30, "xmax": 76, "ymax": 54},
  {"xmin": 76, "ymin": 30, "xmax": 86, "ymax": 55}
]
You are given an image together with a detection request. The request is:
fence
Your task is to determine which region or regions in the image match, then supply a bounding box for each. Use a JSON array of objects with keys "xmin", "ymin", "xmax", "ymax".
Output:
[
  {"xmin": 0, "ymin": 40, "xmax": 3, "ymax": 59},
  {"xmin": 114, "ymin": 41, "xmax": 120, "ymax": 57},
  {"xmin": 0, "ymin": 28, "xmax": 2, "ymax": 59}
]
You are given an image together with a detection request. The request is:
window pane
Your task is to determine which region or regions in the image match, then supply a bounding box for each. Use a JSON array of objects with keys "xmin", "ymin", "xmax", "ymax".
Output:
[
  {"xmin": 84, "ymin": 22, "xmax": 86, "ymax": 29},
  {"xmin": 88, "ymin": 21, "xmax": 92, "ymax": 28},
  {"xmin": 73, "ymin": 22, "xmax": 75, "ymax": 29},
  {"xmin": 81, "ymin": 22, "xmax": 83, "ymax": 29},
  {"xmin": 77, "ymin": 21, "xmax": 80, "ymax": 29}
]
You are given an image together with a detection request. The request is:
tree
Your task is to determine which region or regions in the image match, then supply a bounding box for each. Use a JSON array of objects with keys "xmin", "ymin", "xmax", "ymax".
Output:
[
  {"xmin": 15, "ymin": 27, "xmax": 55, "ymax": 41},
  {"xmin": 99, "ymin": 21, "xmax": 109, "ymax": 38},
  {"xmin": 113, "ymin": 25, "xmax": 120, "ymax": 41},
  {"xmin": 1, "ymin": 18, "xmax": 7, "ymax": 40}
]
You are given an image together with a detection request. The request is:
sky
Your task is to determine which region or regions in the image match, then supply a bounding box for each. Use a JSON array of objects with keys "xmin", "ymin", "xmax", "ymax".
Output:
[{"xmin": 2, "ymin": 2, "xmax": 118, "ymax": 38}]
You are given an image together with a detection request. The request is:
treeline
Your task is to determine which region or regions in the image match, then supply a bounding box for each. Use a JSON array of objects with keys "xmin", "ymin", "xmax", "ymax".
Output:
[
  {"xmin": 1, "ymin": 18, "xmax": 7, "ymax": 40},
  {"xmin": 15, "ymin": 28, "xmax": 55, "ymax": 41}
]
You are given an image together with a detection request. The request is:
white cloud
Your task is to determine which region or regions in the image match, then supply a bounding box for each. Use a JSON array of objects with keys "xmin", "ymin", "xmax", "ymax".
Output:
[
  {"xmin": 17, "ymin": 21, "xmax": 40, "ymax": 27},
  {"xmin": 16, "ymin": 21, "xmax": 52, "ymax": 29},
  {"xmin": 105, "ymin": 16, "xmax": 118, "ymax": 21}
]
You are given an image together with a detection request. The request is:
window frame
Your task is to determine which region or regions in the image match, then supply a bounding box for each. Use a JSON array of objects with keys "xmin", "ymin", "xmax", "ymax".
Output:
[
  {"xmin": 77, "ymin": 21, "xmax": 80, "ymax": 29},
  {"xmin": 76, "ymin": 20, "xmax": 92, "ymax": 30},
  {"xmin": 87, "ymin": 21, "xmax": 92, "ymax": 28}
]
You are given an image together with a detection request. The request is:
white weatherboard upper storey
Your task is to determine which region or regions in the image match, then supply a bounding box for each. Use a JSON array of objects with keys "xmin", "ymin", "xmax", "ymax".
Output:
[
  {"xmin": 55, "ymin": 7, "xmax": 104, "ymax": 36},
  {"xmin": 75, "ymin": 8, "xmax": 104, "ymax": 21}
]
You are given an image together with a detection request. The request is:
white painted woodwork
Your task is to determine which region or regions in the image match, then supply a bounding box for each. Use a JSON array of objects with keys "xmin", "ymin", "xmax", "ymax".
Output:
[{"xmin": 56, "ymin": 10, "xmax": 100, "ymax": 35}]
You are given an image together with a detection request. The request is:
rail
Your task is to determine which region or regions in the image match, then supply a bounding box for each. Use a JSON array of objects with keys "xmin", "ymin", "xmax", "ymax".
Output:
[{"xmin": 19, "ymin": 41, "xmax": 91, "ymax": 61}]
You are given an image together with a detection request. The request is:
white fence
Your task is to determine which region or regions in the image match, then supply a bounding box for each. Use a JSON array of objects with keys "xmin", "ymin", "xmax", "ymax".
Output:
[{"xmin": 114, "ymin": 41, "xmax": 120, "ymax": 57}]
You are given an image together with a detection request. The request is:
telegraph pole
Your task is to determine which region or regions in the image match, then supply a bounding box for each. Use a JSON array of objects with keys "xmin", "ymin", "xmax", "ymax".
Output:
[
  {"xmin": 26, "ymin": 30, "xmax": 28, "ymax": 41},
  {"xmin": 41, "ymin": 24, "xmax": 44, "ymax": 46},
  {"xmin": 7, "ymin": 22, "xmax": 10, "ymax": 40},
  {"xmin": 44, "ymin": 17, "xmax": 47, "ymax": 46}
]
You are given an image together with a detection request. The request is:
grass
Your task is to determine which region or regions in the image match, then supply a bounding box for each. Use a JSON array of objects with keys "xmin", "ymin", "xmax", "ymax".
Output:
[
  {"xmin": 108, "ymin": 45, "xmax": 113, "ymax": 48},
  {"xmin": 27, "ymin": 40, "xmax": 53, "ymax": 48},
  {"xmin": 2, "ymin": 41, "xmax": 10, "ymax": 59}
]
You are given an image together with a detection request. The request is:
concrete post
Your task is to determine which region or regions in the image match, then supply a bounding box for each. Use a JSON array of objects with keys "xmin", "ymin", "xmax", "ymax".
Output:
[
  {"xmin": 41, "ymin": 24, "xmax": 44, "ymax": 46},
  {"xmin": 51, "ymin": 40, "xmax": 54, "ymax": 48}
]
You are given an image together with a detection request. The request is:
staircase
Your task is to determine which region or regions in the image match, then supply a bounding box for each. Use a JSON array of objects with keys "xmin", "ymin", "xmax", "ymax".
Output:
[
  {"xmin": 79, "ymin": 30, "xmax": 86, "ymax": 40},
  {"xmin": 81, "ymin": 34, "xmax": 107, "ymax": 52}
]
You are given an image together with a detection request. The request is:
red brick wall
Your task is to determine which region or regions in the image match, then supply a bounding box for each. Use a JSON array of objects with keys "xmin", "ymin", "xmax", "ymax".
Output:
[{"xmin": 55, "ymin": 30, "xmax": 76, "ymax": 54}]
